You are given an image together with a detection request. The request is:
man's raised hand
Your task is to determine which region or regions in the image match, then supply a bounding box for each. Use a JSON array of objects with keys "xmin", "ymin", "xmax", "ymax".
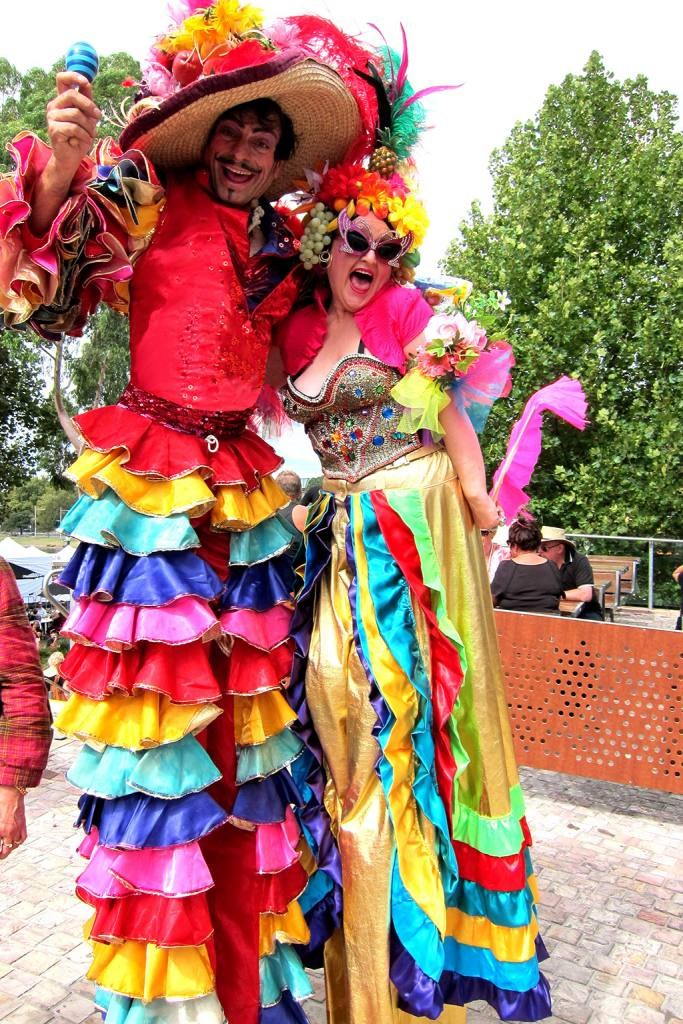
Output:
[{"xmin": 46, "ymin": 71, "xmax": 102, "ymax": 177}]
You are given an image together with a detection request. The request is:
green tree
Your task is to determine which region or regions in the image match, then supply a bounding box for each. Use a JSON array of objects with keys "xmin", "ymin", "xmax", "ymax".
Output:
[
  {"xmin": 0, "ymin": 476, "xmax": 44, "ymax": 533},
  {"xmin": 0, "ymin": 52, "xmax": 141, "ymax": 169},
  {"xmin": 445, "ymin": 53, "xmax": 683, "ymax": 537},
  {"xmin": 0, "ymin": 331, "xmax": 53, "ymax": 493},
  {"xmin": 71, "ymin": 306, "xmax": 130, "ymax": 409},
  {"xmin": 35, "ymin": 481, "xmax": 77, "ymax": 532},
  {"xmin": 0, "ymin": 476, "xmax": 76, "ymax": 533}
]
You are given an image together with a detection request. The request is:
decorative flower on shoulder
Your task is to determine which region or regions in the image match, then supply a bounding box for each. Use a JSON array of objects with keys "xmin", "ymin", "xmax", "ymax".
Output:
[
  {"xmin": 413, "ymin": 311, "xmax": 488, "ymax": 383},
  {"xmin": 391, "ymin": 282, "xmax": 515, "ymax": 437}
]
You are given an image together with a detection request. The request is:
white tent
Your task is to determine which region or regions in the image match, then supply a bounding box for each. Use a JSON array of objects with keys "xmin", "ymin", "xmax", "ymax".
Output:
[
  {"xmin": 22, "ymin": 544, "xmax": 50, "ymax": 558},
  {"xmin": 0, "ymin": 537, "xmax": 53, "ymax": 604},
  {"xmin": 52, "ymin": 543, "xmax": 77, "ymax": 565},
  {"xmin": 0, "ymin": 536, "xmax": 29, "ymax": 559}
]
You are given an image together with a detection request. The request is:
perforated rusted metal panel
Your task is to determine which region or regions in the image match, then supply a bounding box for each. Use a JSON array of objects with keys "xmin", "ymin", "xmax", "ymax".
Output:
[{"xmin": 494, "ymin": 611, "xmax": 682, "ymax": 794}]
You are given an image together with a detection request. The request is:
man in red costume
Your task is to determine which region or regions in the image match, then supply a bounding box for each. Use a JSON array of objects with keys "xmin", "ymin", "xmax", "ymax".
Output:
[{"xmin": 0, "ymin": 10, "xmax": 374, "ymax": 1024}]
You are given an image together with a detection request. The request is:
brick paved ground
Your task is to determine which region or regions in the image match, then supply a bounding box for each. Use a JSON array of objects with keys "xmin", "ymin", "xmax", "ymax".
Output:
[{"xmin": 1, "ymin": 735, "xmax": 681, "ymax": 1024}]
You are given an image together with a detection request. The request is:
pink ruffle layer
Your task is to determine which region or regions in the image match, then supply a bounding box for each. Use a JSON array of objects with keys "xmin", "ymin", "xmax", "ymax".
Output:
[
  {"xmin": 220, "ymin": 605, "xmax": 292, "ymax": 651},
  {"xmin": 78, "ymin": 841, "xmax": 214, "ymax": 899},
  {"xmin": 255, "ymin": 808, "xmax": 302, "ymax": 875},
  {"xmin": 64, "ymin": 596, "xmax": 221, "ymax": 651}
]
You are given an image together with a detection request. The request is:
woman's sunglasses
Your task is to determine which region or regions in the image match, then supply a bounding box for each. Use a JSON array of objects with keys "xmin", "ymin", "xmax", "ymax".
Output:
[{"xmin": 337, "ymin": 209, "xmax": 413, "ymax": 267}]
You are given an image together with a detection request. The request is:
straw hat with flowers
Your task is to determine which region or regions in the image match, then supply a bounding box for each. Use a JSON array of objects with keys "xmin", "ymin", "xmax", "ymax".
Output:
[{"xmin": 119, "ymin": 2, "xmax": 374, "ymax": 198}]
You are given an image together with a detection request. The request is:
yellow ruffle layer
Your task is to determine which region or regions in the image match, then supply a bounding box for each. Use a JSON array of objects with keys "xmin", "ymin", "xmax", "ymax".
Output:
[
  {"xmin": 259, "ymin": 900, "xmax": 310, "ymax": 958},
  {"xmin": 56, "ymin": 692, "xmax": 221, "ymax": 751},
  {"xmin": 234, "ymin": 690, "xmax": 297, "ymax": 746},
  {"xmin": 529, "ymin": 873, "xmax": 540, "ymax": 905},
  {"xmin": 87, "ymin": 937, "xmax": 214, "ymax": 1002},
  {"xmin": 445, "ymin": 908, "xmax": 539, "ymax": 963},
  {"xmin": 213, "ymin": 475, "xmax": 289, "ymax": 531},
  {"xmin": 67, "ymin": 447, "xmax": 288, "ymax": 528},
  {"xmin": 67, "ymin": 449, "xmax": 215, "ymax": 518}
]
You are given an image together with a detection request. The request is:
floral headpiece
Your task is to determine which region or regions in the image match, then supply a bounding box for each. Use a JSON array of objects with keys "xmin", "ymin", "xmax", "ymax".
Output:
[
  {"xmin": 295, "ymin": 160, "xmax": 428, "ymax": 274},
  {"xmin": 139, "ymin": 1, "xmax": 271, "ymax": 98},
  {"xmin": 119, "ymin": 7, "xmax": 372, "ymax": 193},
  {"xmin": 292, "ymin": 25, "xmax": 454, "ymax": 276}
]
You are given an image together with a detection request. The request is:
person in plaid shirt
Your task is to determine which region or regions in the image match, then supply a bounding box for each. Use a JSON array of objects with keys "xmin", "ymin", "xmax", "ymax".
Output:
[{"xmin": 0, "ymin": 556, "xmax": 52, "ymax": 860}]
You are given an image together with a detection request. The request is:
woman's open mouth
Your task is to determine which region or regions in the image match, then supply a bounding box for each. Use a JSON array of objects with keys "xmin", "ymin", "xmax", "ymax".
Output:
[{"xmin": 349, "ymin": 268, "xmax": 374, "ymax": 294}]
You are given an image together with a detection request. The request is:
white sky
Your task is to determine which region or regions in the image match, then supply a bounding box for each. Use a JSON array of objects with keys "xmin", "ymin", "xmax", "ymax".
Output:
[{"xmin": 4, "ymin": 0, "xmax": 682, "ymax": 475}]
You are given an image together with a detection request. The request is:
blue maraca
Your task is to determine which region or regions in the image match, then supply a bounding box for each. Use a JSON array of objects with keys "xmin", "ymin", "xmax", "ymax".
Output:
[{"xmin": 65, "ymin": 42, "xmax": 99, "ymax": 83}]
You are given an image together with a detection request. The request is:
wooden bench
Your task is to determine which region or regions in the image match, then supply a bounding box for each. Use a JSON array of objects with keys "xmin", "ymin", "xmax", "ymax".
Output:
[
  {"xmin": 588, "ymin": 556, "xmax": 641, "ymax": 612},
  {"xmin": 559, "ymin": 581, "xmax": 610, "ymax": 618}
]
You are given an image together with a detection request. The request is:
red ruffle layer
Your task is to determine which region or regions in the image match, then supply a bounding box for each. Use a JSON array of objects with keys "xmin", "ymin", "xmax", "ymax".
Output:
[
  {"xmin": 82, "ymin": 891, "xmax": 213, "ymax": 947},
  {"xmin": 225, "ymin": 638, "xmax": 293, "ymax": 695},
  {"xmin": 453, "ymin": 838, "xmax": 529, "ymax": 892},
  {"xmin": 61, "ymin": 640, "xmax": 222, "ymax": 704},
  {"xmin": 74, "ymin": 404, "xmax": 281, "ymax": 488},
  {"xmin": 255, "ymin": 858, "xmax": 309, "ymax": 916}
]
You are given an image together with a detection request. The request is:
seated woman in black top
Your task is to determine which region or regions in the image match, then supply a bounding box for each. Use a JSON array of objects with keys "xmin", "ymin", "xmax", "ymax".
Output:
[{"xmin": 491, "ymin": 514, "xmax": 564, "ymax": 613}]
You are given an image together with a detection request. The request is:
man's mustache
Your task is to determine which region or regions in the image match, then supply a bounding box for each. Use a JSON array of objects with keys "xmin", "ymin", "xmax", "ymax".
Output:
[{"xmin": 215, "ymin": 156, "xmax": 259, "ymax": 175}]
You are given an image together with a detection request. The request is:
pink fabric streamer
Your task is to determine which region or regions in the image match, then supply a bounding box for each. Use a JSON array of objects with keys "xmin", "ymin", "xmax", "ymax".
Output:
[{"xmin": 491, "ymin": 375, "xmax": 588, "ymax": 522}]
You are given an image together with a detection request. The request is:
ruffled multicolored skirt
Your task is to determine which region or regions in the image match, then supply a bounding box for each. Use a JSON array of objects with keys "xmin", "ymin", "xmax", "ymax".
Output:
[
  {"xmin": 289, "ymin": 448, "xmax": 552, "ymax": 1023},
  {"xmin": 55, "ymin": 393, "xmax": 326, "ymax": 1024}
]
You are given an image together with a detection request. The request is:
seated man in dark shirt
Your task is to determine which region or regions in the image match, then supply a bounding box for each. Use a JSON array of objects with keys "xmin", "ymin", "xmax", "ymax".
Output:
[{"xmin": 540, "ymin": 526, "xmax": 604, "ymax": 621}]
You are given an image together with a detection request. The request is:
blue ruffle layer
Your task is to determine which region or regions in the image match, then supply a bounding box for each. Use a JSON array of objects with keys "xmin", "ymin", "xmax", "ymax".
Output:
[
  {"xmin": 230, "ymin": 516, "xmax": 294, "ymax": 566},
  {"xmin": 68, "ymin": 735, "xmax": 221, "ymax": 800},
  {"xmin": 60, "ymin": 543, "xmax": 222, "ymax": 605},
  {"xmin": 390, "ymin": 926, "xmax": 553, "ymax": 1021},
  {"xmin": 77, "ymin": 790, "xmax": 228, "ymax": 848},
  {"xmin": 231, "ymin": 768, "xmax": 304, "ymax": 825},
  {"xmin": 96, "ymin": 988, "xmax": 226, "ymax": 1023},
  {"xmin": 222, "ymin": 554, "xmax": 295, "ymax": 612},
  {"xmin": 61, "ymin": 492, "xmax": 199, "ymax": 555},
  {"xmin": 236, "ymin": 730, "xmax": 304, "ymax": 785},
  {"xmin": 259, "ymin": 990, "xmax": 309, "ymax": 1024}
]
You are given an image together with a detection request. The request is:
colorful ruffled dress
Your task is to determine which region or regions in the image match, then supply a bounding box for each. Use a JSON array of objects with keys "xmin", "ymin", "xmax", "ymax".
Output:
[
  {"xmin": 277, "ymin": 283, "xmax": 553, "ymax": 1023},
  {"xmin": 0, "ymin": 134, "xmax": 328, "ymax": 1024}
]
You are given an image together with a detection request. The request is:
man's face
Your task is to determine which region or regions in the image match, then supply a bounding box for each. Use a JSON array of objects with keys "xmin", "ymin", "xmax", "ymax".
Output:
[
  {"xmin": 204, "ymin": 107, "xmax": 282, "ymax": 206},
  {"xmin": 540, "ymin": 540, "xmax": 566, "ymax": 568}
]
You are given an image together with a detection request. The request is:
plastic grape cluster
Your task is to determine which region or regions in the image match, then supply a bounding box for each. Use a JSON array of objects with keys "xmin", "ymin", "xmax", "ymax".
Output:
[{"xmin": 299, "ymin": 203, "xmax": 335, "ymax": 269}]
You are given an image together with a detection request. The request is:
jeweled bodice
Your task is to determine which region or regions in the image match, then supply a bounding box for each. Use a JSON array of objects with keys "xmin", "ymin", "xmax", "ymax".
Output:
[{"xmin": 282, "ymin": 354, "xmax": 422, "ymax": 482}]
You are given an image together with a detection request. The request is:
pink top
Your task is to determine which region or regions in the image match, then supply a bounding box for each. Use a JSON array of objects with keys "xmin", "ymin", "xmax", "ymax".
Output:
[{"xmin": 276, "ymin": 282, "xmax": 433, "ymax": 377}]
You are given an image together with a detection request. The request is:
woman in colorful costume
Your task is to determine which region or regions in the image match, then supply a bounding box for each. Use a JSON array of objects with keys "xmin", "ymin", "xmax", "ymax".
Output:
[
  {"xmin": 0, "ymin": 8, "xmax": 387, "ymax": 1024},
  {"xmin": 275, "ymin": 152, "xmax": 553, "ymax": 1019}
]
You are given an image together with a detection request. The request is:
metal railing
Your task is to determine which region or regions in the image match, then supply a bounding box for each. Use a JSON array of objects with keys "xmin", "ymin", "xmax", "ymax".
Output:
[{"xmin": 566, "ymin": 532, "xmax": 683, "ymax": 610}]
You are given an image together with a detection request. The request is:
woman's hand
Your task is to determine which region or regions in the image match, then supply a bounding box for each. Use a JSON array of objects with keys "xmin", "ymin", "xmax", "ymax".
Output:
[
  {"xmin": 466, "ymin": 492, "xmax": 501, "ymax": 532},
  {"xmin": 292, "ymin": 504, "xmax": 308, "ymax": 532},
  {"xmin": 0, "ymin": 786, "xmax": 27, "ymax": 860}
]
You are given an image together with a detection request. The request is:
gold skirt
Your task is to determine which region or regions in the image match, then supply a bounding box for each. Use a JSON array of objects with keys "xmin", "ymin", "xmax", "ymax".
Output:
[{"xmin": 303, "ymin": 449, "xmax": 522, "ymax": 1023}]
